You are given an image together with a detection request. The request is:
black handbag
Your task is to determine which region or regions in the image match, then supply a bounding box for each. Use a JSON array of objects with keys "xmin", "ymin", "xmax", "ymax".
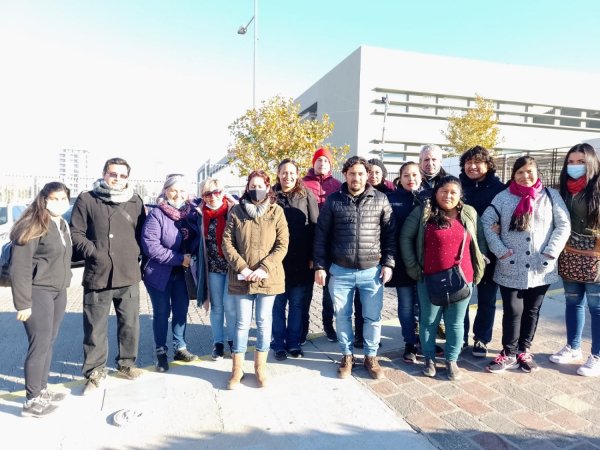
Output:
[
  {"xmin": 424, "ymin": 228, "xmax": 471, "ymax": 306},
  {"xmin": 183, "ymin": 266, "xmax": 198, "ymax": 300}
]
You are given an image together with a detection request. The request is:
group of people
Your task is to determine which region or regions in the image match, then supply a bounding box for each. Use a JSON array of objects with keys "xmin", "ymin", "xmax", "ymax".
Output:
[{"xmin": 10, "ymin": 143, "xmax": 600, "ymax": 418}]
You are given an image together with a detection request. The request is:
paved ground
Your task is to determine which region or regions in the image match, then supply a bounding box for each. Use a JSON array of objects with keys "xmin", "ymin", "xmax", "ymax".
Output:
[{"xmin": 0, "ymin": 268, "xmax": 598, "ymax": 449}]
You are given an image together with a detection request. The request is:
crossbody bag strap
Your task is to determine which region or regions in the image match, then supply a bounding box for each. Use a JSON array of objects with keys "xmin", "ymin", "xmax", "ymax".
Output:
[
  {"xmin": 456, "ymin": 227, "xmax": 468, "ymax": 264},
  {"xmin": 115, "ymin": 204, "xmax": 135, "ymax": 230}
]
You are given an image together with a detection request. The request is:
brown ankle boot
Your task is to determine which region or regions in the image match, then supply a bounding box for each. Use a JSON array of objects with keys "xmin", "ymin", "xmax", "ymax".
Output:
[
  {"xmin": 338, "ymin": 354, "xmax": 355, "ymax": 379},
  {"xmin": 227, "ymin": 352, "xmax": 245, "ymax": 390},
  {"xmin": 254, "ymin": 351, "xmax": 268, "ymax": 388},
  {"xmin": 364, "ymin": 355, "xmax": 385, "ymax": 380}
]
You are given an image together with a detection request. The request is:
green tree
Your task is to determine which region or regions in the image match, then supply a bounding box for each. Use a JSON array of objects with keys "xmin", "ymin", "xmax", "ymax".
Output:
[
  {"xmin": 228, "ymin": 96, "xmax": 349, "ymax": 180},
  {"xmin": 442, "ymin": 95, "xmax": 502, "ymax": 155}
]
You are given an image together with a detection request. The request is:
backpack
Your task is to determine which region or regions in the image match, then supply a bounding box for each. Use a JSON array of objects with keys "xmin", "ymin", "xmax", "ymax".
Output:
[{"xmin": 0, "ymin": 241, "xmax": 13, "ymax": 287}]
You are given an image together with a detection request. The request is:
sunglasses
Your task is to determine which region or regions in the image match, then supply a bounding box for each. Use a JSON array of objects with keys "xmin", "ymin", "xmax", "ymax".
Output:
[
  {"xmin": 106, "ymin": 172, "xmax": 129, "ymax": 180},
  {"xmin": 203, "ymin": 190, "xmax": 223, "ymax": 198}
]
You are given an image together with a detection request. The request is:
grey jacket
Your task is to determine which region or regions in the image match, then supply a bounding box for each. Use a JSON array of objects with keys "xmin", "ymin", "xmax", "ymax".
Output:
[{"xmin": 481, "ymin": 187, "xmax": 570, "ymax": 289}]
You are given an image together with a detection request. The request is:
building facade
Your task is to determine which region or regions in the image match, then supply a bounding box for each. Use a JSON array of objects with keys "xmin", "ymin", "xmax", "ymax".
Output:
[
  {"xmin": 58, "ymin": 148, "xmax": 89, "ymax": 196},
  {"xmin": 295, "ymin": 46, "xmax": 600, "ymax": 173}
]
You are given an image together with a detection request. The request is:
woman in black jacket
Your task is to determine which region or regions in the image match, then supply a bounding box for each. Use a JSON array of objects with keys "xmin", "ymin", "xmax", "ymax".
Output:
[
  {"xmin": 10, "ymin": 182, "xmax": 73, "ymax": 418},
  {"xmin": 387, "ymin": 162, "xmax": 428, "ymax": 362},
  {"xmin": 271, "ymin": 159, "xmax": 319, "ymax": 359}
]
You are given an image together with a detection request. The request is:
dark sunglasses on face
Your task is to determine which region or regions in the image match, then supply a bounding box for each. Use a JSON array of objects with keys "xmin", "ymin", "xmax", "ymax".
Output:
[
  {"xmin": 106, "ymin": 172, "xmax": 129, "ymax": 180},
  {"xmin": 203, "ymin": 190, "xmax": 223, "ymax": 198}
]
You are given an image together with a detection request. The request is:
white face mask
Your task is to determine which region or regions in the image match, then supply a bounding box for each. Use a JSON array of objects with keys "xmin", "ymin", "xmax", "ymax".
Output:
[
  {"xmin": 167, "ymin": 199, "xmax": 186, "ymax": 209},
  {"xmin": 46, "ymin": 200, "xmax": 70, "ymax": 217}
]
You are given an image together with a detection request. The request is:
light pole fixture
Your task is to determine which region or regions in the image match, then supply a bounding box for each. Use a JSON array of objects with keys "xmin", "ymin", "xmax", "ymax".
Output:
[
  {"xmin": 237, "ymin": 0, "xmax": 258, "ymax": 110},
  {"xmin": 380, "ymin": 94, "xmax": 390, "ymax": 161}
]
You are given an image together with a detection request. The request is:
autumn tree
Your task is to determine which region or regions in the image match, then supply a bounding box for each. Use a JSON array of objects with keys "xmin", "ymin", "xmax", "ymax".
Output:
[
  {"xmin": 228, "ymin": 96, "xmax": 349, "ymax": 180},
  {"xmin": 442, "ymin": 95, "xmax": 502, "ymax": 155}
]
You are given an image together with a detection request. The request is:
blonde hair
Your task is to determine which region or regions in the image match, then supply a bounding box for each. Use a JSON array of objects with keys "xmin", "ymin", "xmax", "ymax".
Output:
[{"xmin": 200, "ymin": 178, "xmax": 222, "ymax": 194}]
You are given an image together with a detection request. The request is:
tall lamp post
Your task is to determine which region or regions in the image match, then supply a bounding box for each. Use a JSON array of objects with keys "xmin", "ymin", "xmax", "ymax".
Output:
[
  {"xmin": 380, "ymin": 94, "xmax": 390, "ymax": 161},
  {"xmin": 237, "ymin": 0, "xmax": 258, "ymax": 110}
]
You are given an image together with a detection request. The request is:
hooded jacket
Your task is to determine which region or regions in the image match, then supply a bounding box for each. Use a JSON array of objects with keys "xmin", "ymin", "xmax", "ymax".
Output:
[{"xmin": 302, "ymin": 168, "xmax": 342, "ymax": 210}]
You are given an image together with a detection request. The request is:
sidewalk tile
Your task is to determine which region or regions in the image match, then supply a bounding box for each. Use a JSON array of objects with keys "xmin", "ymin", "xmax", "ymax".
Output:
[
  {"xmin": 460, "ymin": 381, "xmax": 501, "ymax": 402},
  {"xmin": 450, "ymin": 394, "xmax": 493, "ymax": 416},
  {"xmin": 545, "ymin": 410, "xmax": 591, "ymax": 431},
  {"xmin": 442, "ymin": 410, "xmax": 489, "ymax": 433},
  {"xmin": 471, "ymin": 432, "xmax": 517, "ymax": 450},
  {"xmin": 510, "ymin": 411, "xmax": 557, "ymax": 431},
  {"xmin": 551, "ymin": 394, "xmax": 593, "ymax": 413},
  {"xmin": 418, "ymin": 394, "xmax": 455, "ymax": 414}
]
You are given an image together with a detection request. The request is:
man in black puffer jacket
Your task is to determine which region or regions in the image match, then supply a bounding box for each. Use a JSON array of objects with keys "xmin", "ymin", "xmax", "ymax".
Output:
[{"xmin": 314, "ymin": 156, "xmax": 396, "ymax": 380}]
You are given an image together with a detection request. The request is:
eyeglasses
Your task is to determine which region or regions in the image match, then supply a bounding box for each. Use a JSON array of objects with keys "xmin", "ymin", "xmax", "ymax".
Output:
[
  {"xmin": 106, "ymin": 172, "xmax": 129, "ymax": 180},
  {"xmin": 202, "ymin": 190, "xmax": 222, "ymax": 198}
]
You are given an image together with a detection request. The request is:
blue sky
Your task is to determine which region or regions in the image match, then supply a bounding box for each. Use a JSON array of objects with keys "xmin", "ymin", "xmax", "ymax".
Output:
[{"xmin": 1, "ymin": 0, "xmax": 598, "ymax": 180}]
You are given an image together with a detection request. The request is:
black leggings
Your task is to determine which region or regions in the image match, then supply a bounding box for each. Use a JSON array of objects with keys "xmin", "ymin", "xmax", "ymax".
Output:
[
  {"xmin": 23, "ymin": 287, "xmax": 67, "ymax": 399},
  {"xmin": 499, "ymin": 284, "xmax": 549, "ymax": 355}
]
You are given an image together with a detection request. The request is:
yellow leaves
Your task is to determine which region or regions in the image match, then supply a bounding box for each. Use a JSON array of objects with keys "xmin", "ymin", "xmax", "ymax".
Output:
[
  {"xmin": 228, "ymin": 96, "xmax": 349, "ymax": 180},
  {"xmin": 442, "ymin": 95, "xmax": 502, "ymax": 155}
]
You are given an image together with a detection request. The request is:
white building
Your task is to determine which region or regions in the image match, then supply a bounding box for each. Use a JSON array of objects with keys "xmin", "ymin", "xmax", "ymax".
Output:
[
  {"xmin": 58, "ymin": 148, "xmax": 89, "ymax": 196},
  {"xmin": 295, "ymin": 46, "xmax": 600, "ymax": 173}
]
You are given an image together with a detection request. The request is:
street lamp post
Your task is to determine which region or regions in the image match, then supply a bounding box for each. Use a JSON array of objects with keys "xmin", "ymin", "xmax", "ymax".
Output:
[
  {"xmin": 380, "ymin": 94, "xmax": 390, "ymax": 161},
  {"xmin": 237, "ymin": 0, "xmax": 258, "ymax": 110}
]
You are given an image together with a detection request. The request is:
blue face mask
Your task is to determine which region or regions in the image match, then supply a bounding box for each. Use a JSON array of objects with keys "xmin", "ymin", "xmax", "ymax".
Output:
[{"xmin": 567, "ymin": 164, "xmax": 586, "ymax": 180}]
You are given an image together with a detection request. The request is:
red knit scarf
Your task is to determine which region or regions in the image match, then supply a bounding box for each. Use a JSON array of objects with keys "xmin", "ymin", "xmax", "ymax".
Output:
[
  {"xmin": 508, "ymin": 178, "xmax": 543, "ymax": 231},
  {"xmin": 567, "ymin": 176, "xmax": 587, "ymax": 195},
  {"xmin": 202, "ymin": 202, "xmax": 228, "ymax": 256}
]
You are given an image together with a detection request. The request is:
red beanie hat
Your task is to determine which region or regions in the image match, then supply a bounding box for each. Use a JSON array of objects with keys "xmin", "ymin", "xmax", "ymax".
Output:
[{"xmin": 312, "ymin": 147, "xmax": 333, "ymax": 166}]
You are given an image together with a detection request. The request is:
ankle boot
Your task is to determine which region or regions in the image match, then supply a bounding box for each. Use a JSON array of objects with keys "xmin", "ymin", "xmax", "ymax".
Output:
[
  {"xmin": 227, "ymin": 352, "xmax": 245, "ymax": 390},
  {"xmin": 254, "ymin": 351, "xmax": 269, "ymax": 388}
]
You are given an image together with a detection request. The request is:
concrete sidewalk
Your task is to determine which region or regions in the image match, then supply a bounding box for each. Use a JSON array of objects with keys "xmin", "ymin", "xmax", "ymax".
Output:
[{"xmin": 0, "ymin": 329, "xmax": 435, "ymax": 450}]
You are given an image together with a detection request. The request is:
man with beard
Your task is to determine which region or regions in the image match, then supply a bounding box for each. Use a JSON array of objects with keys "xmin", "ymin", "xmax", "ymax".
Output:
[
  {"xmin": 314, "ymin": 156, "xmax": 396, "ymax": 380},
  {"xmin": 71, "ymin": 157, "xmax": 146, "ymax": 394}
]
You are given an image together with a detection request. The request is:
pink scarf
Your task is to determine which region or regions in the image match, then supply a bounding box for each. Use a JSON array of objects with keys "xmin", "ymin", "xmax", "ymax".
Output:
[{"xmin": 508, "ymin": 178, "xmax": 543, "ymax": 231}]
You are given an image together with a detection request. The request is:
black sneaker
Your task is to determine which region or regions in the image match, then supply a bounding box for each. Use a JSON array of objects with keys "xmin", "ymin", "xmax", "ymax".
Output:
[
  {"xmin": 117, "ymin": 365, "xmax": 143, "ymax": 380},
  {"xmin": 403, "ymin": 344, "xmax": 418, "ymax": 363},
  {"xmin": 472, "ymin": 340, "xmax": 488, "ymax": 358},
  {"xmin": 289, "ymin": 349, "xmax": 304, "ymax": 358},
  {"xmin": 156, "ymin": 353, "xmax": 169, "ymax": 372},
  {"xmin": 212, "ymin": 343, "xmax": 225, "ymax": 361},
  {"xmin": 275, "ymin": 350, "xmax": 287, "ymax": 361},
  {"xmin": 22, "ymin": 396, "xmax": 58, "ymax": 418},
  {"xmin": 517, "ymin": 350, "xmax": 539, "ymax": 373},
  {"xmin": 324, "ymin": 324, "xmax": 337, "ymax": 342},
  {"xmin": 82, "ymin": 369, "xmax": 106, "ymax": 395},
  {"xmin": 39, "ymin": 389, "xmax": 67, "ymax": 403},
  {"xmin": 174, "ymin": 348, "xmax": 199, "ymax": 362},
  {"xmin": 486, "ymin": 350, "xmax": 518, "ymax": 373}
]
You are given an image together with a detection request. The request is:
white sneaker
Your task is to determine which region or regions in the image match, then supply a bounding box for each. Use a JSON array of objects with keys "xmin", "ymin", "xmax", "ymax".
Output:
[
  {"xmin": 577, "ymin": 354, "xmax": 600, "ymax": 377},
  {"xmin": 549, "ymin": 345, "xmax": 582, "ymax": 364}
]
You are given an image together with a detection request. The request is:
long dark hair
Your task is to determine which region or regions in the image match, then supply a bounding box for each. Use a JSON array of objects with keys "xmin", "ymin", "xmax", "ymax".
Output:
[
  {"xmin": 559, "ymin": 143, "xmax": 600, "ymax": 229},
  {"xmin": 509, "ymin": 156, "xmax": 538, "ymax": 231},
  {"xmin": 426, "ymin": 175, "xmax": 464, "ymax": 228},
  {"xmin": 10, "ymin": 182, "xmax": 70, "ymax": 245},
  {"xmin": 241, "ymin": 170, "xmax": 276, "ymax": 203},
  {"xmin": 275, "ymin": 159, "xmax": 305, "ymax": 196}
]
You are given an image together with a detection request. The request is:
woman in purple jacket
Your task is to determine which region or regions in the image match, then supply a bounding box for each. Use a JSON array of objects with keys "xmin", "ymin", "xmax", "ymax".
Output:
[{"xmin": 141, "ymin": 174, "xmax": 200, "ymax": 372}]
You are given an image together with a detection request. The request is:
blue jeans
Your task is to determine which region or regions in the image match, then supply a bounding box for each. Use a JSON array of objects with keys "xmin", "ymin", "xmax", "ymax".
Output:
[
  {"xmin": 563, "ymin": 280, "xmax": 600, "ymax": 356},
  {"xmin": 463, "ymin": 278, "xmax": 499, "ymax": 344},
  {"xmin": 396, "ymin": 286, "xmax": 418, "ymax": 345},
  {"xmin": 233, "ymin": 294, "xmax": 276, "ymax": 353},
  {"xmin": 417, "ymin": 280, "xmax": 472, "ymax": 361},
  {"xmin": 145, "ymin": 271, "xmax": 190, "ymax": 353},
  {"xmin": 272, "ymin": 283, "xmax": 313, "ymax": 352},
  {"xmin": 208, "ymin": 272, "xmax": 236, "ymax": 345},
  {"xmin": 329, "ymin": 264, "xmax": 383, "ymax": 357}
]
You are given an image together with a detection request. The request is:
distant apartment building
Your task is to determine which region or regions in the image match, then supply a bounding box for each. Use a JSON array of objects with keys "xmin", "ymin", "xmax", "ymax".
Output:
[
  {"xmin": 295, "ymin": 46, "xmax": 600, "ymax": 173},
  {"xmin": 59, "ymin": 149, "xmax": 89, "ymax": 196},
  {"xmin": 196, "ymin": 158, "xmax": 247, "ymax": 198}
]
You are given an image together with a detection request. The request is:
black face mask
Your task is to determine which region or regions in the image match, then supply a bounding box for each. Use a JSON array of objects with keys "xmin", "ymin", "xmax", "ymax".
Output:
[{"xmin": 248, "ymin": 189, "xmax": 268, "ymax": 203}]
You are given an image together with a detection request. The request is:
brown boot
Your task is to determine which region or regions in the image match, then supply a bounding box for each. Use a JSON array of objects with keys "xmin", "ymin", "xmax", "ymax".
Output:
[
  {"xmin": 338, "ymin": 354, "xmax": 355, "ymax": 379},
  {"xmin": 227, "ymin": 352, "xmax": 245, "ymax": 390},
  {"xmin": 364, "ymin": 355, "xmax": 385, "ymax": 380},
  {"xmin": 254, "ymin": 351, "xmax": 269, "ymax": 388}
]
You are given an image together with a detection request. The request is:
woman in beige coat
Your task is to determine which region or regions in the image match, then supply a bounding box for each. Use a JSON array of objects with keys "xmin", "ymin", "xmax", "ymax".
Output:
[{"xmin": 222, "ymin": 170, "xmax": 289, "ymax": 389}]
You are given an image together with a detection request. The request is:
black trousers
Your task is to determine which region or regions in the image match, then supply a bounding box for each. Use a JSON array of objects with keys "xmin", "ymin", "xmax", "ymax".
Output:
[
  {"xmin": 82, "ymin": 284, "xmax": 140, "ymax": 378},
  {"xmin": 499, "ymin": 284, "xmax": 549, "ymax": 355},
  {"xmin": 23, "ymin": 287, "xmax": 67, "ymax": 399}
]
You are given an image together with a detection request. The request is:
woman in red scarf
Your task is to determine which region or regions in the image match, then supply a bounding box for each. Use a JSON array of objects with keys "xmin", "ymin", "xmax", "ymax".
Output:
[
  {"xmin": 550, "ymin": 143, "xmax": 600, "ymax": 377},
  {"xmin": 481, "ymin": 156, "xmax": 570, "ymax": 373},
  {"xmin": 200, "ymin": 178, "xmax": 237, "ymax": 361}
]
